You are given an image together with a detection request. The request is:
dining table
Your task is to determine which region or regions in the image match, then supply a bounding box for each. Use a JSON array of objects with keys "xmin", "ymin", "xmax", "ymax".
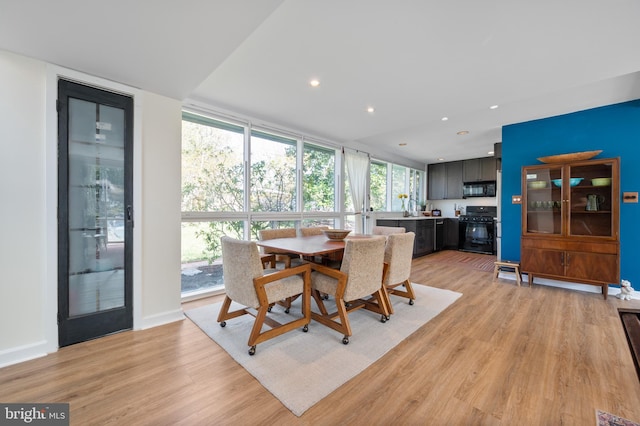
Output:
[{"xmin": 256, "ymin": 234, "xmax": 377, "ymax": 264}]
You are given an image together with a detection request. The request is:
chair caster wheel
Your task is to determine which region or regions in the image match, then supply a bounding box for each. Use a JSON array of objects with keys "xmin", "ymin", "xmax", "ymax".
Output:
[
  {"xmin": 285, "ymin": 308, "xmax": 290, "ymax": 314},
  {"xmin": 385, "ymin": 315, "xmax": 391, "ymax": 321},
  {"xmin": 342, "ymin": 336, "xmax": 349, "ymax": 345},
  {"xmin": 380, "ymin": 315, "xmax": 386, "ymax": 323},
  {"xmin": 248, "ymin": 346, "xmax": 256, "ymax": 356},
  {"xmin": 324, "ymin": 294, "xmax": 329, "ymax": 300},
  {"xmin": 409, "ymin": 299, "xmax": 414, "ymax": 305},
  {"xmin": 220, "ymin": 321, "xmax": 226, "ymax": 327},
  {"xmin": 303, "ymin": 324, "xmax": 309, "ymax": 332},
  {"xmin": 267, "ymin": 306, "xmax": 272, "ymax": 312}
]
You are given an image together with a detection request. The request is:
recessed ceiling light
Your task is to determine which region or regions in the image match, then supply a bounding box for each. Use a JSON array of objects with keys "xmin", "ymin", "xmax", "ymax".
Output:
[
  {"xmin": 309, "ymin": 79, "xmax": 320, "ymax": 87},
  {"xmin": 367, "ymin": 106, "xmax": 375, "ymax": 113},
  {"xmin": 457, "ymin": 130, "xmax": 469, "ymax": 135},
  {"xmin": 438, "ymin": 158, "xmax": 445, "ymax": 161},
  {"xmin": 488, "ymin": 151, "xmax": 494, "ymax": 155},
  {"xmin": 489, "ymin": 105, "xmax": 499, "ymax": 110},
  {"xmin": 441, "ymin": 117, "xmax": 449, "ymax": 121}
]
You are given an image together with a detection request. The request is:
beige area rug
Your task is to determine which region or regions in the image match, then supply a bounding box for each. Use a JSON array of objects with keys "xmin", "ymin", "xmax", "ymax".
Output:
[
  {"xmin": 596, "ymin": 409, "xmax": 640, "ymax": 426},
  {"xmin": 422, "ymin": 250, "xmax": 496, "ymax": 272},
  {"xmin": 185, "ymin": 284, "xmax": 462, "ymax": 416}
]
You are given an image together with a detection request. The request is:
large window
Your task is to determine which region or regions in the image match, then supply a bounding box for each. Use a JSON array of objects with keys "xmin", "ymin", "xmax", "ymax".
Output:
[
  {"xmin": 391, "ymin": 164, "xmax": 408, "ymax": 211},
  {"xmin": 250, "ymin": 130, "xmax": 297, "ymax": 212},
  {"xmin": 182, "ymin": 113, "xmax": 244, "ymax": 212},
  {"xmin": 370, "ymin": 160, "xmax": 387, "ymax": 211},
  {"xmin": 303, "ymin": 143, "xmax": 335, "ymax": 212},
  {"xmin": 180, "ymin": 110, "xmax": 425, "ymax": 298}
]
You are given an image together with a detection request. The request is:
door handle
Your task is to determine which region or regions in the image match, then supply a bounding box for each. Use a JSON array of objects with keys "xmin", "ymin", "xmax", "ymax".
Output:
[{"xmin": 127, "ymin": 205, "xmax": 134, "ymax": 226}]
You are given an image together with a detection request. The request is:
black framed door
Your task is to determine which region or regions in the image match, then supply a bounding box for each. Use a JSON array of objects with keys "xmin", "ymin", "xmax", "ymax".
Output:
[{"xmin": 58, "ymin": 79, "xmax": 133, "ymax": 347}]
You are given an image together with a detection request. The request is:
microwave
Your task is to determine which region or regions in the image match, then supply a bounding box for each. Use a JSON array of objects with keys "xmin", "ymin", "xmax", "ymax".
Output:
[{"xmin": 463, "ymin": 181, "xmax": 496, "ymax": 198}]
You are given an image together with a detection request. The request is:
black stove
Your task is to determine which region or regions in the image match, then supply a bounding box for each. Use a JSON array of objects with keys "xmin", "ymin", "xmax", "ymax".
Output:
[
  {"xmin": 458, "ymin": 206, "xmax": 496, "ymax": 254},
  {"xmin": 458, "ymin": 206, "xmax": 497, "ymax": 222}
]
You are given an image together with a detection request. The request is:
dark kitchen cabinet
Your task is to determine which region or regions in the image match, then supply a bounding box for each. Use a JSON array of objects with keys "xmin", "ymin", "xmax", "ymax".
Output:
[
  {"xmin": 376, "ymin": 219, "xmax": 434, "ymax": 257},
  {"xmin": 428, "ymin": 161, "xmax": 463, "ymax": 200},
  {"xmin": 444, "ymin": 218, "xmax": 459, "ymax": 249},
  {"xmin": 463, "ymin": 157, "xmax": 497, "ymax": 182}
]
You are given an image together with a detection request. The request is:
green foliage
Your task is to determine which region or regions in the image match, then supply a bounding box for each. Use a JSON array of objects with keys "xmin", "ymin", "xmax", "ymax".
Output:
[{"xmin": 303, "ymin": 145, "xmax": 335, "ymax": 211}]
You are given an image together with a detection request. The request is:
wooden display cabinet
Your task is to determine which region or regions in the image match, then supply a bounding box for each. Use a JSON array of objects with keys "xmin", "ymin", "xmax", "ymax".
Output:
[{"xmin": 521, "ymin": 158, "xmax": 620, "ymax": 298}]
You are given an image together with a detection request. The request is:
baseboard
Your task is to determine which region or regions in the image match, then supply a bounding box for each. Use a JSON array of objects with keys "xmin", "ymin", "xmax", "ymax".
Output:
[
  {"xmin": 0, "ymin": 340, "xmax": 50, "ymax": 369},
  {"xmin": 497, "ymin": 272, "xmax": 618, "ymax": 296},
  {"xmin": 139, "ymin": 308, "xmax": 185, "ymax": 330},
  {"xmin": 0, "ymin": 310, "xmax": 185, "ymax": 369}
]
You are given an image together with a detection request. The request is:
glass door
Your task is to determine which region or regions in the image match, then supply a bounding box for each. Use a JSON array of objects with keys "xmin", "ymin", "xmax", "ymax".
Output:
[
  {"xmin": 568, "ymin": 162, "xmax": 614, "ymax": 237},
  {"xmin": 523, "ymin": 165, "xmax": 563, "ymax": 235},
  {"xmin": 58, "ymin": 80, "xmax": 133, "ymax": 347}
]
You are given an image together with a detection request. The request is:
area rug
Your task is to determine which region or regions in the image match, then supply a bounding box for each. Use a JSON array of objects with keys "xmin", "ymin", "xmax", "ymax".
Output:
[
  {"xmin": 596, "ymin": 409, "xmax": 640, "ymax": 426},
  {"xmin": 185, "ymin": 284, "xmax": 461, "ymax": 416}
]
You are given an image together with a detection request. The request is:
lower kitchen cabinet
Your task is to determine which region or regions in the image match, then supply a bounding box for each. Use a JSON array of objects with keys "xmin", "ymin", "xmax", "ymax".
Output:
[
  {"xmin": 376, "ymin": 218, "xmax": 437, "ymax": 257},
  {"xmin": 444, "ymin": 218, "xmax": 459, "ymax": 249}
]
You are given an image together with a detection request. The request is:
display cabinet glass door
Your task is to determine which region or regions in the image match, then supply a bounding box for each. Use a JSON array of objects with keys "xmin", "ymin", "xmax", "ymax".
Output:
[
  {"xmin": 58, "ymin": 80, "xmax": 133, "ymax": 347},
  {"xmin": 524, "ymin": 165, "xmax": 563, "ymax": 235},
  {"xmin": 567, "ymin": 163, "xmax": 614, "ymax": 237}
]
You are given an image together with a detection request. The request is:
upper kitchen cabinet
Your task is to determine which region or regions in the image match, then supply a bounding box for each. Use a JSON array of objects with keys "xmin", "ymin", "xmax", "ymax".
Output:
[
  {"xmin": 428, "ymin": 161, "xmax": 463, "ymax": 200},
  {"xmin": 463, "ymin": 157, "xmax": 497, "ymax": 182}
]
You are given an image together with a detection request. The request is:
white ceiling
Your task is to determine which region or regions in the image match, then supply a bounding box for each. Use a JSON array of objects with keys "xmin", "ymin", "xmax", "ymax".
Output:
[{"xmin": 2, "ymin": 0, "xmax": 640, "ymax": 165}]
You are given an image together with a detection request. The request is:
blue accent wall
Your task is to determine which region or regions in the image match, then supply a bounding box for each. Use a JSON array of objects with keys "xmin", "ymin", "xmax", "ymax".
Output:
[{"xmin": 501, "ymin": 99, "xmax": 640, "ymax": 287}]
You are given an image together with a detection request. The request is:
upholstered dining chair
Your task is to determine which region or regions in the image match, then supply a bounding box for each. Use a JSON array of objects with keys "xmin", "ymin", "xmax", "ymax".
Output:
[
  {"xmin": 310, "ymin": 236, "xmax": 390, "ymax": 344},
  {"xmin": 372, "ymin": 225, "xmax": 406, "ymax": 236},
  {"xmin": 382, "ymin": 231, "xmax": 416, "ymax": 315},
  {"xmin": 258, "ymin": 228, "xmax": 301, "ymax": 269},
  {"xmin": 218, "ymin": 236, "xmax": 311, "ymax": 355},
  {"xmin": 299, "ymin": 226, "xmax": 332, "ymax": 264},
  {"xmin": 299, "ymin": 226, "xmax": 330, "ymax": 236}
]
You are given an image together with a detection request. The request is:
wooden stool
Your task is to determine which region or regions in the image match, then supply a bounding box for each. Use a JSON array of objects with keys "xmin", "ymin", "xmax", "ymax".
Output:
[{"xmin": 494, "ymin": 260, "xmax": 522, "ymax": 287}]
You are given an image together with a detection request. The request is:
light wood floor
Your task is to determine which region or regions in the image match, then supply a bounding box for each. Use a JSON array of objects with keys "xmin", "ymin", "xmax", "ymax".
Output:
[{"xmin": 2, "ymin": 251, "xmax": 640, "ymax": 425}]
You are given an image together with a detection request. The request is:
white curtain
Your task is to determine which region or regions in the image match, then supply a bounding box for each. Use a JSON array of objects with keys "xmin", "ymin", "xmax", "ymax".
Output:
[{"xmin": 344, "ymin": 150, "xmax": 369, "ymax": 234}]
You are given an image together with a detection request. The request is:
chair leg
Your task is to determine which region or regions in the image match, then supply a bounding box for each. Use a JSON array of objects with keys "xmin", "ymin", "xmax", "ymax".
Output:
[
  {"xmin": 217, "ymin": 296, "xmax": 249, "ymax": 324},
  {"xmin": 310, "ymin": 291, "xmax": 353, "ymax": 343},
  {"xmin": 387, "ymin": 279, "xmax": 416, "ymax": 306}
]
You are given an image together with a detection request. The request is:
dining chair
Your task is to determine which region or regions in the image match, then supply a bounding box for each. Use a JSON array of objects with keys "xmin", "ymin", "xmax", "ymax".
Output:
[
  {"xmin": 218, "ymin": 236, "xmax": 311, "ymax": 355},
  {"xmin": 258, "ymin": 228, "xmax": 302, "ymax": 268},
  {"xmin": 299, "ymin": 226, "xmax": 332, "ymax": 264},
  {"xmin": 382, "ymin": 231, "xmax": 416, "ymax": 315},
  {"xmin": 299, "ymin": 226, "xmax": 330, "ymax": 236},
  {"xmin": 310, "ymin": 236, "xmax": 390, "ymax": 344},
  {"xmin": 372, "ymin": 225, "xmax": 406, "ymax": 235}
]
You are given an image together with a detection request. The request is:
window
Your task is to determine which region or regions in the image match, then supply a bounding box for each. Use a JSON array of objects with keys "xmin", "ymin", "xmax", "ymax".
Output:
[
  {"xmin": 180, "ymin": 110, "xmax": 426, "ymax": 298},
  {"xmin": 391, "ymin": 164, "xmax": 408, "ymax": 211},
  {"xmin": 181, "ymin": 220, "xmax": 243, "ymax": 295},
  {"xmin": 250, "ymin": 130, "xmax": 297, "ymax": 212},
  {"xmin": 370, "ymin": 160, "xmax": 387, "ymax": 211},
  {"xmin": 303, "ymin": 143, "xmax": 335, "ymax": 212},
  {"xmin": 182, "ymin": 113, "xmax": 244, "ymax": 212}
]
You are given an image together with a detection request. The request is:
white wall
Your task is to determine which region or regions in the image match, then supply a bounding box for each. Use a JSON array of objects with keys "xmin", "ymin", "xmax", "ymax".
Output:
[
  {"xmin": 0, "ymin": 51, "xmax": 48, "ymax": 362},
  {"xmin": 0, "ymin": 50, "xmax": 184, "ymax": 367},
  {"xmin": 139, "ymin": 92, "xmax": 183, "ymax": 326}
]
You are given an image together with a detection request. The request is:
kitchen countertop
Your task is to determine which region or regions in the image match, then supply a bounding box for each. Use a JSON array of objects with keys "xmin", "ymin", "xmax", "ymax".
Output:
[{"xmin": 378, "ymin": 216, "xmax": 458, "ymax": 220}]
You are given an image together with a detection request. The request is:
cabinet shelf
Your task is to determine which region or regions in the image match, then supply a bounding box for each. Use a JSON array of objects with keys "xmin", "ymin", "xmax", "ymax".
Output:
[{"xmin": 571, "ymin": 210, "xmax": 611, "ymax": 214}]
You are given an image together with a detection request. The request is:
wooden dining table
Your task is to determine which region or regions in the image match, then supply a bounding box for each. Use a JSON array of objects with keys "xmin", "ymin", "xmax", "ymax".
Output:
[{"xmin": 256, "ymin": 234, "xmax": 377, "ymax": 263}]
